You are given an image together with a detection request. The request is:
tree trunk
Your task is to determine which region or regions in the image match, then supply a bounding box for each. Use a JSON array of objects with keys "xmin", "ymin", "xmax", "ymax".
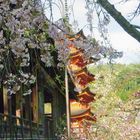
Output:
[{"xmin": 97, "ymin": 0, "xmax": 140, "ymax": 43}]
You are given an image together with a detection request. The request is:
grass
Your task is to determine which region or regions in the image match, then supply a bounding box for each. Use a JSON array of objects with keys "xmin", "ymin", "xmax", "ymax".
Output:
[{"xmin": 88, "ymin": 63, "xmax": 140, "ymax": 101}]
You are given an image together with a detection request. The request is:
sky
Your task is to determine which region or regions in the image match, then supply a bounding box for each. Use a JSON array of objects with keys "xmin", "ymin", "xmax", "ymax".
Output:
[
  {"xmin": 43, "ymin": 0, "xmax": 140, "ymax": 64},
  {"xmin": 107, "ymin": 0, "xmax": 140, "ymax": 64}
]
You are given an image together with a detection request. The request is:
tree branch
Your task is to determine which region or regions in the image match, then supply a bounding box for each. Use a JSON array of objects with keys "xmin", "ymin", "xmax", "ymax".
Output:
[
  {"xmin": 133, "ymin": 24, "xmax": 140, "ymax": 30},
  {"xmin": 97, "ymin": 0, "xmax": 140, "ymax": 43}
]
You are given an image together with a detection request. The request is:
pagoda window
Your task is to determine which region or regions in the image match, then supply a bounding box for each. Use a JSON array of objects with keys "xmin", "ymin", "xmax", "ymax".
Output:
[
  {"xmin": 44, "ymin": 103, "xmax": 52, "ymax": 116},
  {"xmin": 44, "ymin": 91, "xmax": 52, "ymax": 117},
  {"xmin": 0, "ymin": 88, "xmax": 4, "ymax": 113},
  {"xmin": 11, "ymin": 94, "xmax": 16, "ymax": 116}
]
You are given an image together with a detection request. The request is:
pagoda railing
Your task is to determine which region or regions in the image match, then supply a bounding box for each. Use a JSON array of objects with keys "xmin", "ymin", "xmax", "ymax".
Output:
[{"xmin": 0, "ymin": 113, "xmax": 44, "ymax": 140}]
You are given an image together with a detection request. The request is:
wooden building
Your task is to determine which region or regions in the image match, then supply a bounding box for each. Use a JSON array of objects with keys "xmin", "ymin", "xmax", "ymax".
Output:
[
  {"xmin": 0, "ymin": 0, "xmax": 66, "ymax": 139},
  {"xmin": 0, "ymin": 1, "xmax": 97, "ymax": 139},
  {"xmin": 0, "ymin": 60, "xmax": 66, "ymax": 139}
]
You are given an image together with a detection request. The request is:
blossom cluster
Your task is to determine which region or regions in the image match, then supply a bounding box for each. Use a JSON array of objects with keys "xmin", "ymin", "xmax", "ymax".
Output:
[
  {"xmin": 3, "ymin": 72, "xmax": 36, "ymax": 96},
  {"xmin": 48, "ymin": 19, "xmax": 123, "ymax": 67},
  {"xmin": 0, "ymin": 0, "xmax": 123, "ymax": 96},
  {"xmin": 0, "ymin": 0, "xmax": 53, "ymax": 95}
]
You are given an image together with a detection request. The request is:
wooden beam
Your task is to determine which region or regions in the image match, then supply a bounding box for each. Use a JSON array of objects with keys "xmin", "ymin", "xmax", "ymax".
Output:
[
  {"xmin": 3, "ymin": 87, "xmax": 8, "ymax": 115},
  {"xmin": 32, "ymin": 84, "xmax": 39, "ymax": 122},
  {"xmin": 65, "ymin": 67, "xmax": 71, "ymax": 139},
  {"xmin": 39, "ymin": 65, "xmax": 64, "ymax": 95}
]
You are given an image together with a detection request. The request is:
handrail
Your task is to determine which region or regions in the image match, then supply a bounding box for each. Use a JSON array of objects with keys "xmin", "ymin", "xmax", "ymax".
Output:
[
  {"xmin": 0, "ymin": 113, "xmax": 43, "ymax": 126},
  {"xmin": 0, "ymin": 113, "xmax": 43, "ymax": 139}
]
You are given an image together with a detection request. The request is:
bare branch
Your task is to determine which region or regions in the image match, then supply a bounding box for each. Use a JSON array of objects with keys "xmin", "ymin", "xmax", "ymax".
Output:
[{"xmin": 97, "ymin": 0, "xmax": 140, "ymax": 43}]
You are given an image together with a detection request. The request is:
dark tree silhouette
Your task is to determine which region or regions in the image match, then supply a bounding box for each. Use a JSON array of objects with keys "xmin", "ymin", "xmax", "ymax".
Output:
[{"xmin": 97, "ymin": 0, "xmax": 140, "ymax": 43}]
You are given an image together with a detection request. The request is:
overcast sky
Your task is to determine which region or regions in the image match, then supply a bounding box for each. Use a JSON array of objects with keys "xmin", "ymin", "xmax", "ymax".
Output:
[{"xmin": 43, "ymin": 0, "xmax": 140, "ymax": 64}]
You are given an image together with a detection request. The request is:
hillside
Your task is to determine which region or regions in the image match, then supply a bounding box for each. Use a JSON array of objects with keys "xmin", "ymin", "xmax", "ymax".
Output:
[
  {"xmin": 86, "ymin": 64, "xmax": 140, "ymax": 139},
  {"xmin": 88, "ymin": 64, "xmax": 140, "ymax": 100}
]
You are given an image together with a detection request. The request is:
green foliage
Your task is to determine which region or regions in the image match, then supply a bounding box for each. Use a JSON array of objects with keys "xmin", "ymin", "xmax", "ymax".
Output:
[
  {"xmin": 87, "ymin": 63, "xmax": 140, "ymax": 140},
  {"xmin": 89, "ymin": 63, "xmax": 140, "ymax": 101},
  {"xmin": 55, "ymin": 74, "xmax": 65, "ymax": 92},
  {"xmin": 55, "ymin": 115, "xmax": 67, "ymax": 138},
  {"xmin": 114, "ymin": 64, "xmax": 140, "ymax": 101},
  {"xmin": 3, "ymin": 28, "xmax": 11, "ymax": 39}
]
